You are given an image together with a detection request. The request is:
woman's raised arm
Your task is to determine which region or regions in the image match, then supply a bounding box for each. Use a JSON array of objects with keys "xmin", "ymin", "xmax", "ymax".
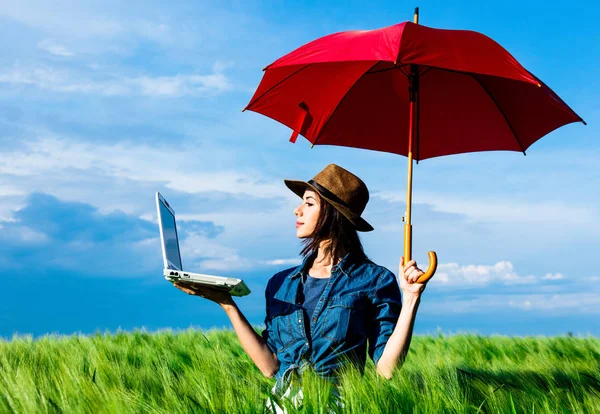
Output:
[
  {"xmin": 375, "ymin": 257, "xmax": 426, "ymax": 379},
  {"xmin": 173, "ymin": 283, "xmax": 280, "ymax": 378}
]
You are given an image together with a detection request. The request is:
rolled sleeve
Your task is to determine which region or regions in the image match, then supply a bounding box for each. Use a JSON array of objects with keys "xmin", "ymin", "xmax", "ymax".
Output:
[
  {"xmin": 367, "ymin": 269, "xmax": 402, "ymax": 364},
  {"xmin": 260, "ymin": 279, "xmax": 277, "ymax": 354}
]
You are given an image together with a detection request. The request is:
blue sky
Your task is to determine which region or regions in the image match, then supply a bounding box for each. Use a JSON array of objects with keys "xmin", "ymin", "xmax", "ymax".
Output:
[{"xmin": 0, "ymin": 0, "xmax": 598, "ymax": 339}]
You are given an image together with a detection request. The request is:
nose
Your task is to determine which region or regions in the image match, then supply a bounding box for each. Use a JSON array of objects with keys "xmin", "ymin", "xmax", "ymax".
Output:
[{"xmin": 294, "ymin": 204, "xmax": 301, "ymax": 217}]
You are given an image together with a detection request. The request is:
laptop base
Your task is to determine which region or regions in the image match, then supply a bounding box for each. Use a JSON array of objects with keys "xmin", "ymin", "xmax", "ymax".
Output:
[{"xmin": 164, "ymin": 269, "xmax": 250, "ymax": 297}]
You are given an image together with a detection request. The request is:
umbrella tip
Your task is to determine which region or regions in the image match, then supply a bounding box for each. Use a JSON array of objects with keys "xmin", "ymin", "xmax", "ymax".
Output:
[{"xmin": 310, "ymin": 143, "xmax": 315, "ymax": 149}]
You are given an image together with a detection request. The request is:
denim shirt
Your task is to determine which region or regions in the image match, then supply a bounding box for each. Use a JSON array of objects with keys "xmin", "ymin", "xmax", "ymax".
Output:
[{"xmin": 261, "ymin": 251, "xmax": 402, "ymax": 392}]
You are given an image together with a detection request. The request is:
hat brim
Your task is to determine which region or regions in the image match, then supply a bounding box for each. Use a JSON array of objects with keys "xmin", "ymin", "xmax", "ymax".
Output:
[{"xmin": 284, "ymin": 179, "xmax": 374, "ymax": 232}]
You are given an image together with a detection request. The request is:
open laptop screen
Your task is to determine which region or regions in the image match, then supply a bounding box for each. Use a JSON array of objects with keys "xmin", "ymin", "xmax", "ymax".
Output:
[{"xmin": 158, "ymin": 198, "xmax": 183, "ymax": 271}]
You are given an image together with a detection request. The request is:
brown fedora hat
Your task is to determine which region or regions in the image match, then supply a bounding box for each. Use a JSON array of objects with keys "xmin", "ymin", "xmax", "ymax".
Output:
[{"xmin": 284, "ymin": 164, "xmax": 374, "ymax": 232}]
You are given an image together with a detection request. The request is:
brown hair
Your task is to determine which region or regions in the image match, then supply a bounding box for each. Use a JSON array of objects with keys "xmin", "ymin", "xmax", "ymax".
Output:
[{"xmin": 299, "ymin": 192, "xmax": 369, "ymax": 265}]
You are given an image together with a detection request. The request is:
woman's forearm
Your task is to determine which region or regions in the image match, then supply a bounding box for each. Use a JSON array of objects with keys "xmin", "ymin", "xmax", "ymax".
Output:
[
  {"xmin": 221, "ymin": 302, "xmax": 280, "ymax": 377},
  {"xmin": 376, "ymin": 293, "xmax": 421, "ymax": 379}
]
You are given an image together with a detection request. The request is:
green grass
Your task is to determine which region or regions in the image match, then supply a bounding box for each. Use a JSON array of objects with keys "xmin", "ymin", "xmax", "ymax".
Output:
[{"xmin": 0, "ymin": 329, "xmax": 598, "ymax": 413}]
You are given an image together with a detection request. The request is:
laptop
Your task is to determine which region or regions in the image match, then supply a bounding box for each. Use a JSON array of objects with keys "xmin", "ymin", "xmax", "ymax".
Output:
[{"xmin": 156, "ymin": 192, "xmax": 250, "ymax": 297}]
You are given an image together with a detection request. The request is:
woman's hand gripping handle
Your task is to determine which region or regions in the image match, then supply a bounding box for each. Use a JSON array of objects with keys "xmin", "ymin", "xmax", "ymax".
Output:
[{"xmin": 403, "ymin": 223, "xmax": 437, "ymax": 284}]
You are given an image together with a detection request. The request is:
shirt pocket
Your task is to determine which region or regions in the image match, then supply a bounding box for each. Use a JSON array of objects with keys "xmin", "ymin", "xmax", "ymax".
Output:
[
  {"xmin": 269, "ymin": 300, "xmax": 296, "ymax": 352},
  {"xmin": 322, "ymin": 292, "xmax": 366, "ymax": 343}
]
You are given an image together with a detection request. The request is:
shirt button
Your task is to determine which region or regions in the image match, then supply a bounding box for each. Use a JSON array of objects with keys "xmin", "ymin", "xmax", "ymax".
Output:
[
  {"xmin": 305, "ymin": 342, "xmax": 309, "ymax": 346},
  {"xmin": 298, "ymin": 319, "xmax": 302, "ymax": 323}
]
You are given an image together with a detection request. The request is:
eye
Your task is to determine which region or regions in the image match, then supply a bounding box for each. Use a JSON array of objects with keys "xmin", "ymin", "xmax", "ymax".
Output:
[{"xmin": 306, "ymin": 202, "xmax": 314, "ymax": 207}]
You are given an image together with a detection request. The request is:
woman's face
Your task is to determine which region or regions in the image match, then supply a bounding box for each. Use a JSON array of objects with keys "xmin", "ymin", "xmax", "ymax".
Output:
[{"xmin": 294, "ymin": 189, "xmax": 320, "ymax": 238}]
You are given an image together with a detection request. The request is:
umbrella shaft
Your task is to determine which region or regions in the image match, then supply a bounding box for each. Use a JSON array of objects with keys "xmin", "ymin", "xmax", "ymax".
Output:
[
  {"xmin": 406, "ymin": 103, "xmax": 414, "ymax": 227},
  {"xmin": 404, "ymin": 123, "xmax": 414, "ymax": 265},
  {"xmin": 404, "ymin": 223, "xmax": 413, "ymax": 263},
  {"xmin": 404, "ymin": 67, "xmax": 418, "ymax": 262}
]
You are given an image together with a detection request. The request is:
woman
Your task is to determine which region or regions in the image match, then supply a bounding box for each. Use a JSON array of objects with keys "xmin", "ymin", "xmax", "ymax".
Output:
[{"xmin": 174, "ymin": 164, "xmax": 428, "ymax": 403}]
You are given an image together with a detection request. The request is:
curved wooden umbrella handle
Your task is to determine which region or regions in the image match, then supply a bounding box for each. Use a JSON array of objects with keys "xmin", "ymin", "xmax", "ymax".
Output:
[
  {"xmin": 404, "ymin": 223, "xmax": 437, "ymax": 284},
  {"xmin": 415, "ymin": 251, "xmax": 437, "ymax": 284}
]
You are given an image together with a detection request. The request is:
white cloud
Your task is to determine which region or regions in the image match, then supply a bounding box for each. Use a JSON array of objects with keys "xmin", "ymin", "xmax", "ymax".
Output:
[
  {"xmin": 129, "ymin": 20, "xmax": 172, "ymax": 45},
  {"xmin": 585, "ymin": 276, "xmax": 600, "ymax": 282},
  {"xmin": 0, "ymin": 65, "xmax": 123, "ymax": 94},
  {"xmin": 415, "ymin": 261, "xmax": 600, "ymax": 316},
  {"xmin": 0, "ymin": 225, "xmax": 49, "ymax": 244},
  {"xmin": 0, "ymin": 135, "xmax": 284, "ymax": 200},
  {"xmin": 422, "ymin": 293, "xmax": 600, "ymax": 315},
  {"xmin": 0, "ymin": 192, "xmax": 26, "ymax": 223},
  {"xmin": 180, "ymin": 233, "xmax": 301, "ymax": 273},
  {"xmin": 195, "ymin": 257, "xmax": 301, "ymax": 273},
  {"xmin": 431, "ymin": 261, "xmax": 540, "ymax": 287},
  {"xmin": 0, "ymin": 1, "xmax": 163, "ymax": 41},
  {"xmin": 0, "ymin": 1, "xmax": 250, "ymax": 56},
  {"xmin": 373, "ymin": 190, "xmax": 598, "ymax": 228},
  {"xmin": 212, "ymin": 61, "xmax": 234, "ymax": 72},
  {"xmin": 37, "ymin": 39, "xmax": 74, "ymax": 57},
  {"xmin": 265, "ymin": 258, "xmax": 302, "ymax": 266},
  {"xmin": 0, "ymin": 64, "xmax": 232, "ymax": 96},
  {"xmin": 0, "ymin": 185, "xmax": 25, "ymax": 197},
  {"xmin": 130, "ymin": 73, "xmax": 231, "ymax": 96},
  {"xmin": 543, "ymin": 273, "xmax": 564, "ymax": 280}
]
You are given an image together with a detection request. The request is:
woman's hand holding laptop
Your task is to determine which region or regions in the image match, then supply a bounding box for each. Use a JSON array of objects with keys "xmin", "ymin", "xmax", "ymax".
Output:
[{"xmin": 173, "ymin": 282, "xmax": 235, "ymax": 306}]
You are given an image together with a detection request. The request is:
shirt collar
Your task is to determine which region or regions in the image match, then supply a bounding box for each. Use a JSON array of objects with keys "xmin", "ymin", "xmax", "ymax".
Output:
[{"xmin": 289, "ymin": 250, "xmax": 360, "ymax": 279}]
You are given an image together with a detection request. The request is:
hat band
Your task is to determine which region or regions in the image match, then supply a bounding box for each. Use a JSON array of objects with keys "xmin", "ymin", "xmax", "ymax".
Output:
[{"xmin": 308, "ymin": 179, "xmax": 354, "ymax": 214}]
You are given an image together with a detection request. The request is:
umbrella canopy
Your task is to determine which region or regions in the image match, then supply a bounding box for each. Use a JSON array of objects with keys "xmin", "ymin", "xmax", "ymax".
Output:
[{"xmin": 244, "ymin": 21, "xmax": 585, "ymax": 160}]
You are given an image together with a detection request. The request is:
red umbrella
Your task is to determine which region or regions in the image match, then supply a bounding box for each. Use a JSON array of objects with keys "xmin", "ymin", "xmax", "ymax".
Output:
[{"xmin": 244, "ymin": 9, "xmax": 585, "ymax": 283}]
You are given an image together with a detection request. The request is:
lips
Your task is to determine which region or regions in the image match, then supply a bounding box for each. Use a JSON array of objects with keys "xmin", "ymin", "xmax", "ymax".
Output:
[{"xmin": 296, "ymin": 222, "xmax": 303, "ymax": 226}]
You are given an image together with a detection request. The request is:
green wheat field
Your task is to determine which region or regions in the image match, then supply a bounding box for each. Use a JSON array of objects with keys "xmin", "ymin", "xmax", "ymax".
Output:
[{"xmin": 0, "ymin": 329, "xmax": 598, "ymax": 413}]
